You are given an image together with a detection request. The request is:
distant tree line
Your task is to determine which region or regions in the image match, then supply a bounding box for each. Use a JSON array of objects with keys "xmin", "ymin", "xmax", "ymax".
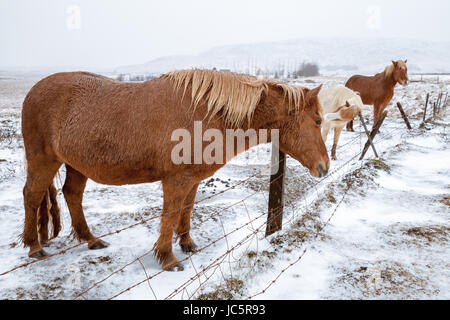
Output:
[
  {"xmin": 115, "ymin": 61, "xmax": 319, "ymax": 82},
  {"xmin": 291, "ymin": 62, "xmax": 320, "ymax": 78},
  {"xmin": 270, "ymin": 61, "xmax": 320, "ymax": 79}
]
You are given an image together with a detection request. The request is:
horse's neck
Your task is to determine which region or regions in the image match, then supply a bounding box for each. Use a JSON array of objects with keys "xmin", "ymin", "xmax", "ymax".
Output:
[
  {"xmin": 249, "ymin": 97, "xmax": 290, "ymax": 131},
  {"xmin": 379, "ymin": 71, "xmax": 397, "ymax": 89}
]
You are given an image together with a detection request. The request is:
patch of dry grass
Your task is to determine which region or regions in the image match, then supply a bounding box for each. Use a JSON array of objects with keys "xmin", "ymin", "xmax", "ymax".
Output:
[{"xmin": 197, "ymin": 277, "xmax": 244, "ymax": 300}]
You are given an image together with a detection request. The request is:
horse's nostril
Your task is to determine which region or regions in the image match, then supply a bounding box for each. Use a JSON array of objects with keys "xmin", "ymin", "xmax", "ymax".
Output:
[{"xmin": 318, "ymin": 164, "xmax": 327, "ymax": 178}]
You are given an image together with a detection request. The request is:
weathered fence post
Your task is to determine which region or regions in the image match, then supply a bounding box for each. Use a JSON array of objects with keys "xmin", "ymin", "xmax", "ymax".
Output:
[
  {"xmin": 358, "ymin": 113, "xmax": 378, "ymax": 158},
  {"xmin": 437, "ymin": 93, "xmax": 443, "ymax": 114},
  {"xmin": 396, "ymin": 102, "xmax": 412, "ymax": 130},
  {"xmin": 266, "ymin": 143, "xmax": 286, "ymax": 237},
  {"xmin": 423, "ymin": 93, "xmax": 429, "ymax": 122},
  {"xmin": 359, "ymin": 111, "xmax": 387, "ymax": 161}
]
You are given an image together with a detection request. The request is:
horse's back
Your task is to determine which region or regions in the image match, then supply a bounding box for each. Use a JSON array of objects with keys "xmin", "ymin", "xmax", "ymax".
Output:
[
  {"xmin": 345, "ymin": 74, "xmax": 376, "ymax": 105},
  {"xmin": 22, "ymin": 72, "xmax": 138, "ymax": 162},
  {"xmin": 22, "ymin": 71, "xmax": 182, "ymax": 183},
  {"xmin": 22, "ymin": 72, "xmax": 115, "ymax": 117},
  {"xmin": 345, "ymin": 74, "xmax": 367, "ymax": 89},
  {"xmin": 319, "ymin": 85, "xmax": 360, "ymax": 114}
]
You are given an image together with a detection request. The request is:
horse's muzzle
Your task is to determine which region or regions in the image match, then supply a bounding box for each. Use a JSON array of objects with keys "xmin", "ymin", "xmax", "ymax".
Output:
[{"xmin": 318, "ymin": 163, "xmax": 328, "ymax": 178}]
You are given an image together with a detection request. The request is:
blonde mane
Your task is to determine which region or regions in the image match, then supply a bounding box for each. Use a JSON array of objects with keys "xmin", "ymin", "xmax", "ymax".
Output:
[
  {"xmin": 162, "ymin": 69, "xmax": 304, "ymax": 127},
  {"xmin": 384, "ymin": 64, "xmax": 395, "ymax": 79},
  {"xmin": 384, "ymin": 61, "xmax": 406, "ymax": 79}
]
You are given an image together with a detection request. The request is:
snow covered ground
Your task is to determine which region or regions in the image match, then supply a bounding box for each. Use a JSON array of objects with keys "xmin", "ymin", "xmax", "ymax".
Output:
[{"xmin": 0, "ymin": 76, "xmax": 448, "ymax": 300}]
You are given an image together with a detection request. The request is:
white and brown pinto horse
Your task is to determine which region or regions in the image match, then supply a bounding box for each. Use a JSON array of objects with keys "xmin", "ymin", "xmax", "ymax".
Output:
[{"xmin": 319, "ymin": 85, "xmax": 363, "ymax": 160}]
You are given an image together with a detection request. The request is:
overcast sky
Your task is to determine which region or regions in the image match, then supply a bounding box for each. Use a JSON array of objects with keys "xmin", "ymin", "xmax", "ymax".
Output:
[{"xmin": 1, "ymin": 0, "xmax": 449, "ymax": 69}]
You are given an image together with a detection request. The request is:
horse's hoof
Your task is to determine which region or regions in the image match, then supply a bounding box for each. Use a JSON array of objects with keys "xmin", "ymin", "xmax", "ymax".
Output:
[
  {"xmin": 39, "ymin": 236, "xmax": 49, "ymax": 246},
  {"xmin": 29, "ymin": 249, "xmax": 48, "ymax": 259},
  {"xmin": 41, "ymin": 240, "xmax": 50, "ymax": 247},
  {"xmin": 180, "ymin": 241, "xmax": 198, "ymax": 253},
  {"xmin": 332, "ymin": 156, "xmax": 337, "ymax": 161},
  {"xmin": 88, "ymin": 239, "xmax": 109, "ymax": 250},
  {"xmin": 163, "ymin": 261, "xmax": 184, "ymax": 272}
]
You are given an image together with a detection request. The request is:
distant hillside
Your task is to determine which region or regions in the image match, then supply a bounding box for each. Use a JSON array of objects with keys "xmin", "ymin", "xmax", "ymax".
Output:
[{"xmin": 115, "ymin": 38, "xmax": 450, "ymax": 76}]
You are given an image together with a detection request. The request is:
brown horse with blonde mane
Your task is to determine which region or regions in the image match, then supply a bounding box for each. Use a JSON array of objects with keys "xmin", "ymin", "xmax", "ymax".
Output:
[
  {"xmin": 345, "ymin": 60, "xmax": 408, "ymax": 131},
  {"xmin": 21, "ymin": 69, "xmax": 329, "ymax": 271}
]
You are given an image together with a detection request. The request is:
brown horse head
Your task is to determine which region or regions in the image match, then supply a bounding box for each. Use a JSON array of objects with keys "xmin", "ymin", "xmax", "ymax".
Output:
[
  {"xmin": 165, "ymin": 69, "xmax": 330, "ymax": 178},
  {"xmin": 275, "ymin": 84, "xmax": 329, "ymax": 178},
  {"xmin": 389, "ymin": 60, "xmax": 409, "ymax": 85}
]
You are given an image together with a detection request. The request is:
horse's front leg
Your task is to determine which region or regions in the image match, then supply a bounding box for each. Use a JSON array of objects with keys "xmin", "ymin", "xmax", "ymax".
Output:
[
  {"xmin": 321, "ymin": 122, "xmax": 331, "ymax": 143},
  {"xmin": 373, "ymin": 103, "xmax": 387, "ymax": 129},
  {"xmin": 154, "ymin": 177, "xmax": 196, "ymax": 271},
  {"xmin": 331, "ymin": 126, "xmax": 344, "ymax": 160},
  {"xmin": 176, "ymin": 183, "xmax": 199, "ymax": 253}
]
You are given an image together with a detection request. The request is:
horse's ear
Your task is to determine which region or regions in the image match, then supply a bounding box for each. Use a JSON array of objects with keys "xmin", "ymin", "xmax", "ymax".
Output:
[
  {"xmin": 392, "ymin": 60, "xmax": 398, "ymax": 67},
  {"xmin": 345, "ymin": 100, "xmax": 350, "ymax": 107},
  {"xmin": 308, "ymin": 84, "xmax": 322, "ymax": 98},
  {"xmin": 404, "ymin": 59, "xmax": 407, "ymax": 63}
]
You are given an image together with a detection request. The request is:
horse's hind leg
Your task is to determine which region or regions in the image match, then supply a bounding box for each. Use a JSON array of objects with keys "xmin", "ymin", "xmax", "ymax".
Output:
[
  {"xmin": 176, "ymin": 183, "xmax": 199, "ymax": 253},
  {"xmin": 346, "ymin": 120, "xmax": 354, "ymax": 132},
  {"xmin": 62, "ymin": 165, "xmax": 107, "ymax": 249},
  {"xmin": 23, "ymin": 159, "xmax": 61, "ymax": 258}
]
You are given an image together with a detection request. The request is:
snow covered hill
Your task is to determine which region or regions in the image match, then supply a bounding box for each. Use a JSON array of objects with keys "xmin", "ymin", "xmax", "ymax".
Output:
[{"xmin": 116, "ymin": 38, "xmax": 450, "ymax": 76}]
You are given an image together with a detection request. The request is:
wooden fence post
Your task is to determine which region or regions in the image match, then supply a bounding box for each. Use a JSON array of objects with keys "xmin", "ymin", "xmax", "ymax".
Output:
[
  {"xmin": 358, "ymin": 113, "xmax": 378, "ymax": 158},
  {"xmin": 437, "ymin": 93, "xmax": 443, "ymax": 114},
  {"xmin": 423, "ymin": 93, "xmax": 429, "ymax": 122},
  {"xmin": 266, "ymin": 143, "xmax": 286, "ymax": 237},
  {"xmin": 396, "ymin": 102, "xmax": 412, "ymax": 130},
  {"xmin": 359, "ymin": 111, "xmax": 387, "ymax": 161}
]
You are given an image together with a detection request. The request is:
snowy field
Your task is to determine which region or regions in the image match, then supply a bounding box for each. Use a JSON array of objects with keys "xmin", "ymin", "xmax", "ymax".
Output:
[{"xmin": 0, "ymin": 76, "xmax": 448, "ymax": 300}]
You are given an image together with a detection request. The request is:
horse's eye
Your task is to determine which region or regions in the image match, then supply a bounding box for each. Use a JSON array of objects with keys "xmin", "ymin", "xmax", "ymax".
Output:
[{"xmin": 315, "ymin": 120, "xmax": 322, "ymax": 126}]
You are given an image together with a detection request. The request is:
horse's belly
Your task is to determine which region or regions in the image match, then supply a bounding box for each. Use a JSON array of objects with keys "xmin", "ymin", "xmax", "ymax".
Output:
[
  {"xmin": 61, "ymin": 157, "xmax": 161, "ymax": 185},
  {"xmin": 330, "ymin": 119, "xmax": 348, "ymax": 127},
  {"xmin": 93, "ymin": 168, "xmax": 160, "ymax": 185}
]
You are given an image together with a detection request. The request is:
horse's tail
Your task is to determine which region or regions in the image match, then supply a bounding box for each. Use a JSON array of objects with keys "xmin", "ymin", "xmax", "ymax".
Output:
[
  {"xmin": 49, "ymin": 182, "xmax": 61, "ymax": 238},
  {"xmin": 37, "ymin": 183, "xmax": 61, "ymax": 240},
  {"xmin": 24, "ymin": 150, "xmax": 62, "ymax": 241}
]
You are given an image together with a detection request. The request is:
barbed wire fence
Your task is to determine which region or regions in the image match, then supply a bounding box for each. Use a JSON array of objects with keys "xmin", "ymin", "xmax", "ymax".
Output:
[{"xmin": 1, "ymin": 95, "xmax": 444, "ymax": 299}]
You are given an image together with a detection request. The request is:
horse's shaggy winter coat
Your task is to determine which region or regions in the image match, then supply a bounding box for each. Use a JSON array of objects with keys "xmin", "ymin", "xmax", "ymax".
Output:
[{"xmin": 21, "ymin": 69, "xmax": 329, "ymax": 270}]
